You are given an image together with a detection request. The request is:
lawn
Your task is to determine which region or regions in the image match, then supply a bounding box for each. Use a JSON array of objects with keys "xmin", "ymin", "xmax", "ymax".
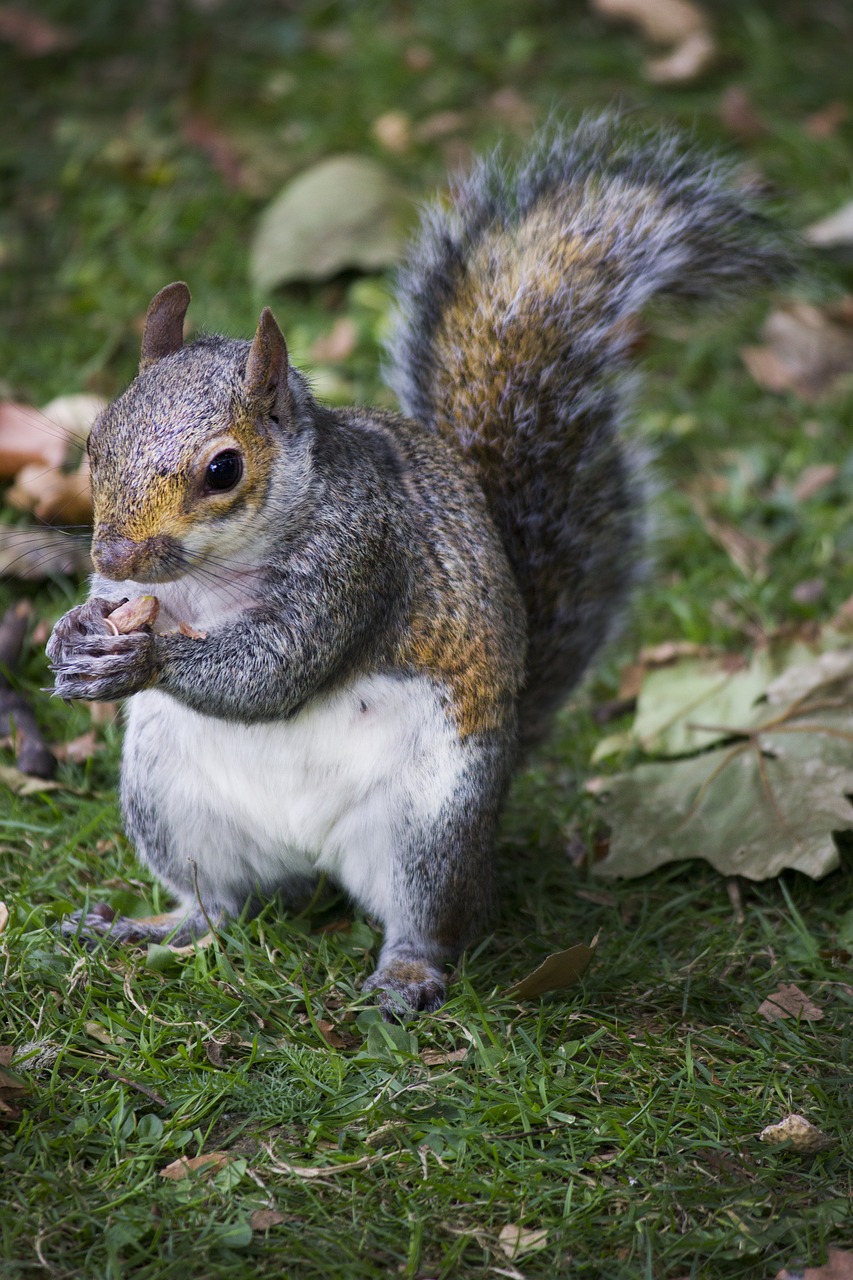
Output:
[{"xmin": 1, "ymin": 2, "xmax": 852, "ymax": 1277}]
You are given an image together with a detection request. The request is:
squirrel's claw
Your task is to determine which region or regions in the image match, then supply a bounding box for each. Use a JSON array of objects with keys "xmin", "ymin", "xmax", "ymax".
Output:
[{"xmin": 363, "ymin": 961, "xmax": 448, "ymax": 1020}]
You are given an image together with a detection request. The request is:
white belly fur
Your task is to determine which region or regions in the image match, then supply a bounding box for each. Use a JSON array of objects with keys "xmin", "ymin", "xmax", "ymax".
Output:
[{"xmin": 122, "ymin": 672, "xmax": 464, "ymax": 920}]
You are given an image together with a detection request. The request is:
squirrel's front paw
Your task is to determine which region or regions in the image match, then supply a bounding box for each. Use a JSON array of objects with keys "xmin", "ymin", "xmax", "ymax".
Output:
[
  {"xmin": 46, "ymin": 597, "xmax": 125, "ymax": 666},
  {"xmin": 49, "ymin": 628, "xmax": 159, "ymax": 701},
  {"xmin": 363, "ymin": 960, "xmax": 448, "ymax": 1020}
]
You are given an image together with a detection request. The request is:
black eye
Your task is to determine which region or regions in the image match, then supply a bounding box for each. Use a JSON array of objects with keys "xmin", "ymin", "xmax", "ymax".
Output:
[{"xmin": 205, "ymin": 450, "xmax": 243, "ymax": 492}]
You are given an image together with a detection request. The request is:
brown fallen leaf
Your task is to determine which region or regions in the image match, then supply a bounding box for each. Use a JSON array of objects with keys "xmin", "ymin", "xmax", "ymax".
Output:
[
  {"xmin": 793, "ymin": 463, "xmax": 839, "ymax": 503},
  {"xmin": 421, "ymin": 1046, "xmax": 469, "ymax": 1066},
  {"xmin": 506, "ymin": 935, "xmax": 599, "ymax": 999},
  {"xmin": 414, "ymin": 110, "xmax": 467, "ymax": 143},
  {"xmin": 0, "ymin": 402, "xmax": 67, "ymax": 476},
  {"xmin": 689, "ymin": 491, "xmax": 771, "ymax": 581},
  {"xmin": 159, "ymin": 1152, "xmax": 232, "ymax": 1180},
  {"xmin": 741, "ymin": 302, "xmax": 853, "ymax": 401},
  {"xmin": 316, "ymin": 1019, "xmax": 355, "ymax": 1050},
  {"xmin": 0, "ymin": 5, "xmax": 74, "ymax": 55},
  {"xmin": 800, "ymin": 1249, "xmax": 853, "ymax": 1280},
  {"xmin": 0, "ymin": 1047, "xmax": 12, "ymax": 1066},
  {"xmin": 760, "ymin": 1114, "xmax": 834, "ymax": 1154},
  {"xmin": 590, "ymin": 0, "xmax": 715, "ymax": 84},
  {"xmin": 105, "ymin": 596, "xmax": 160, "ymax": 635},
  {"xmin": 371, "ymin": 111, "xmax": 412, "ymax": 154},
  {"xmin": 166, "ymin": 932, "xmax": 215, "ymax": 956},
  {"xmin": 0, "ymin": 902, "xmax": 7, "ymax": 934},
  {"xmin": 51, "ymin": 731, "xmax": 98, "ymax": 764},
  {"xmin": 0, "ymin": 1060, "xmax": 28, "ymax": 1123},
  {"xmin": 719, "ymin": 85, "xmax": 767, "ymax": 141},
  {"xmin": 250, "ymin": 1208, "xmax": 286, "ymax": 1231},
  {"xmin": 806, "ymin": 201, "xmax": 853, "ymax": 250},
  {"xmin": 6, "ymin": 459, "xmax": 92, "ymax": 525},
  {"xmin": 804, "ymin": 101, "xmax": 848, "ymax": 140},
  {"xmin": 498, "ymin": 1224, "xmax": 549, "ymax": 1260},
  {"xmin": 310, "ymin": 317, "xmax": 358, "ymax": 364},
  {"xmin": 757, "ymin": 983, "xmax": 824, "ymax": 1022}
]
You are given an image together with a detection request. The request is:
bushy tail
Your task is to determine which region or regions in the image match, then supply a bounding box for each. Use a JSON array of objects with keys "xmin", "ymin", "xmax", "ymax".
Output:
[{"xmin": 386, "ymin": 115, "xmax": 793, "ymax": 749}]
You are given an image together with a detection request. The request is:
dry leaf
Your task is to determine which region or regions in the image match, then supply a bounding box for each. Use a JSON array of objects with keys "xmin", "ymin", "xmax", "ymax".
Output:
[
  {"xmin": 689, "ymin": 492, "xmax": 771, "ymax": 580},
  {"xmin": 804, "ymin": 102, "xmax": 848, "ymax": 140},
  {"xmin": 89, "ymin": 701, "xmax": 119, "ymax": 727},
  {"xmin": 316, "ymin": 1019, "xmax": 355, "ymax": 1050},
  {"xmin": 506, "ymin": 937, "xmax": 598, "ymax": 999},
  {"xmin": 0, "ymin": 402, "xmax": 67, "ymax": 476},
  {"xmin": 590, "ymin": 0, "xmax": 715, "ymax": 84},
  {"xmin": 760, "ymin": 1114, "xmax": 834, "ymax": 1153},
  {"xmin": 719, "ymin": 85, "xmax": 767, "ymax": 141},
  {"xmin": 0, "ymin": 902, "xmax": 7, "ymax": 934},
  {"xmin": 371, "ymin": 111, "xmax": 412, "ymax": 154},
  {"xmin": 52, "ymin": 731, "xmax": 98, "ymax": 764},
  {"xmin": 84, "ymin": 1022, "xmax": 125, "ymax": 1046},
  {"xmin": 0, "ymin": 764, "xmax": 62, "ymax": 796},
  {"xmin": 0, "ymin": 1047, "xmax": 12, "ymax": 1066},
  {"xmin": 741, "ymin": 302, "xmax": 853, "ymax": 401},
  {"xmin": 793, "ymin": 463, "xmax": 839, "ymax": 502},
  {"xmin": 167, "ymin": 932, "xmax": 215, "ymax": 955},
  {"xmin": 414, "ymin": 110, "xmax": 467, "ymax": 143},
  {"xmin": 646, "ymin": 28, "xmax": 715, "ymax": 83},
  {"xmin": 159, "ymin": 1152, "xmax": 232, "ymax": 1180},
  {"xmin": 806, "ymin": 202, "xmax": 853, "ymax": 249},
  {"xmin": 799, "ymin": 1249, "xmax": 853, "ymax": 1280},
  {"xmin": 0, "ymin": 5, "xmax": 74, "ymax": 55},
  {"xmin": 421, "ymin": 1046, "xmax": 468, "ymax": 1066},
  {"xmin": 250, "ymin": 1208, "xmax": 285, "ymax": 1230},
  {"xmin": 6, "ymin": 459, "xmax": 92, "ymax": 525},
  {"xmin": 498, "ymin": 1224, "xmax": 549, "ymax": 1260},
  {"xmin": 757, "ymin": 983, "xmax": 824, "ymax": 1022},
  {"xmin": 310, "ymin": 318, "xmax": 358, "ymax": 364}
]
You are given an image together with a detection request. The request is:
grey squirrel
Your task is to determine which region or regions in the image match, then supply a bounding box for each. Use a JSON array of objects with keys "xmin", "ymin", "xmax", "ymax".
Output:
[{"xmin": 47, "ymin": 117, "xmax": 789, "ymax": 1014}]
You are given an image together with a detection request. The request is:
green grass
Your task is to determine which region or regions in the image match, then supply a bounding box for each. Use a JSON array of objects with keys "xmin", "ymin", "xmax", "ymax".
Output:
[{"xmin": 2, "ymin": 1, "xmax": 853, "ymax": 1277}]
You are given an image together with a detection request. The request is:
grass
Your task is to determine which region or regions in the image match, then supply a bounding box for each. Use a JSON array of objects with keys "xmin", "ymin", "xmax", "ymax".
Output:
[{"xmin": 2, "ymin": 1, "xmax": 853, "ymax": 1276}]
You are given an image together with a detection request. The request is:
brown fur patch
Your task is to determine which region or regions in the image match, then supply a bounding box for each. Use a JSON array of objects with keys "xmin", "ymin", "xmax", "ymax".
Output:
[{"xmin": 396, "ymin": 608, "xmax": 506, "ymax": 738}]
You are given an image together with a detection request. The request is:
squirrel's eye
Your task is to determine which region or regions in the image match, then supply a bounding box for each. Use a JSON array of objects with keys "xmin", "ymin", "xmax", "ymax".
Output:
[{"xmin": 204, "ymin": 450, "xmax": 243, "ymax": 492}]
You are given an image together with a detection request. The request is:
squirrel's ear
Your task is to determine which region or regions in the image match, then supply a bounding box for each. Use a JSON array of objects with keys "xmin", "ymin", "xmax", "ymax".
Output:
[
  {"xmin": 244, "ymin": 307, "xmax": 289, "ymax": 416},
  {"xmin": 140, "ymin": 282, "xmax": 191, "ymax": 371}
]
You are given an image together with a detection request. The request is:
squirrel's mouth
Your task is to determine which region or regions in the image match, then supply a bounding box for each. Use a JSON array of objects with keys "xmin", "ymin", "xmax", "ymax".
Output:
[{"xmin": 91, "ymin": 530, "xmax": 188, "ymax": 583}]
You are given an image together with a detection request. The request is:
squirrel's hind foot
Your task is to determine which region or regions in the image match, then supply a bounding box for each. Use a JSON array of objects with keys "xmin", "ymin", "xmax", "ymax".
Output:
[
  {"xmin": 58, "ymin": 903, "xmax": 212, "ymax": 949},
  {"xmin": 363, "ymin": 959, "xmax": 448, "ymax": 1021}
]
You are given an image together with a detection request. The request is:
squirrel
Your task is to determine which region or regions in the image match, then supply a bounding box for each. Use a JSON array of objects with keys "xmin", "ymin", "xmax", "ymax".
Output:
[{"xmin": 47, "ymin": 117, "xmax": 789, "ymax": 1015}]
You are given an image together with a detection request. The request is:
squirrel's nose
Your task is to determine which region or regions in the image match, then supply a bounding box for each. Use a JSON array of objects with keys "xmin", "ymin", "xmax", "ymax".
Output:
[{"xmin": 92, "ymin": 533, "xmax": 142, "ymax": 580}]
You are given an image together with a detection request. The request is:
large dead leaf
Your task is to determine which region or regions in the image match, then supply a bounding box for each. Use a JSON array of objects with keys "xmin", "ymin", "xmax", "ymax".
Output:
[
  {"xmin": 594, "ymin": 643, "xmax": 817, "ymax": 761},
  {"xmin": 590, "ymin": 0, "xmax": 715, "ymax": 83},
  {"xmin": 250, "ymin": 156, "xmax": 410, "ymax": 289},
  {"xmin": 506, "ymin": 936, "xmax": 598, "ymax": 998},
  {"xmin": 757, "ymin": 984, "xmax": 824, "ymax": 1022},
  {"xmin": 595, "ymin": 655, "xmax": 853, "ymax": 881},
  {"xmin": 742, "ymin": 302, "xmax": 853, "ymax": 401},
  {"xmin": 780, "ymin": 1250, "xmax": 853, "ymax": 1280},
  {"xmin": 760, "ymin": 1114, "xmax": 834, "ymax": 1154}
]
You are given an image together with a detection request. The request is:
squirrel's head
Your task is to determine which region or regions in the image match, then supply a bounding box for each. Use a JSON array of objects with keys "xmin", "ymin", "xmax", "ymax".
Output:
[{"xmin": 88, "ymin": 283, "xmax": 313, "ymax": 583}]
